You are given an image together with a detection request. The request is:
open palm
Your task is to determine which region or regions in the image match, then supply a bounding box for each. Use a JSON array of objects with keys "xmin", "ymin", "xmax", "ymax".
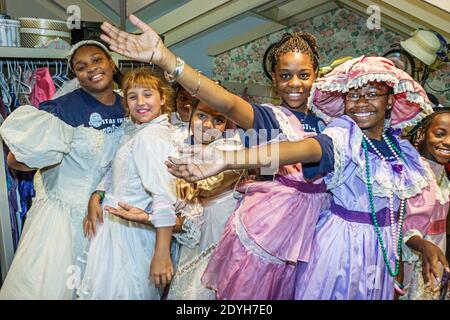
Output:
[
  {"xmin": 100, "ymin": 14, "xmax": 163, "ymax": 64},
  {"xmin": 165, "ymin": 145, "xmax": 227, "ymax": 182}
]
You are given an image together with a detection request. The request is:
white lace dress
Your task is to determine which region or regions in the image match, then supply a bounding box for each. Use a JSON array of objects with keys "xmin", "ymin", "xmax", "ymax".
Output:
[
  {"xmin": 77, "ymin": 114, "xmax": 177, "ymax": 300},
  {"xmin": 167, "ymin": 136, "xmax": 242, "ymax": 300},
  {"xmin": 0, "ymin": 105, "xmax": 124, "ymax": 300}
]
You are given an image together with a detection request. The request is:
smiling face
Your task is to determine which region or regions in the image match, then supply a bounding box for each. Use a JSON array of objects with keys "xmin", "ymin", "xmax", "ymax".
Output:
[
  {"xmin": 71, "ymin": 45, "xmax": 115, "ymax": 94},
  {"xmin": 272, "ymin": 52, "xmax": 315, "ymax": 112},
  {"xmin": 422, "ymin": 113, "xmax": 450, "ymax": 164},
  {"xmin": 190, "ymin": 102, "xmax": 227, "ymax": 145},
  {"xmin": 126, "ymin": 86, "xmax": 165, "ymax": 124},
  {"xmin": 344, "ymin": 81, "xmax": 394, "ymax": 140}
]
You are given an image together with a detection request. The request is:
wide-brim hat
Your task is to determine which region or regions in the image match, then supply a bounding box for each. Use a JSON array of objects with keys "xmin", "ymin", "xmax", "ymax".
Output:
[
  {"xmin": 400, "ymin": 30, "xmax": 440, "ymax": 66},
  {"xmin": 308, "ymin": 55, "xmax": 433, "ymax": 129}
]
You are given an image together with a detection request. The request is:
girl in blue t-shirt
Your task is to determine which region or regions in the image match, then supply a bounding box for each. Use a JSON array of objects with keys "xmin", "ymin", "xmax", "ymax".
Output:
[
  {"xmin": 39, "ymin": 40, "xmax": 126, "ymax": 133},
  {"xmin": 0, "ymin": 41, "xmax": 127, "ymax": 299}
]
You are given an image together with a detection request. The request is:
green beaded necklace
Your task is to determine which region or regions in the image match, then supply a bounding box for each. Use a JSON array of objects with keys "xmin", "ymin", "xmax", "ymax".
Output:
[{"xmin": 362, "ymin": 136, "xmax": 406, "ymax": 277}]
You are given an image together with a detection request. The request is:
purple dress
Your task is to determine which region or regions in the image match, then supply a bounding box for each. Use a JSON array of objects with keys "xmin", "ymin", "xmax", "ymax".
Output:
[
  {"xmin": 201, "ymin": 105, "xmax": 331, "ymax": 300},
  {"xmin": 294, "ymin": 116, "xmax": 428, "ymax": 300}
]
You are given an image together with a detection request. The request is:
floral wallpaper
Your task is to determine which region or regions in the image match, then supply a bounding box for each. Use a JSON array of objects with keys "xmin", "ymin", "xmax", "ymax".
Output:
[{"xmin": 213, "ymin": 8, "xmax": 449, "ymax": 106}]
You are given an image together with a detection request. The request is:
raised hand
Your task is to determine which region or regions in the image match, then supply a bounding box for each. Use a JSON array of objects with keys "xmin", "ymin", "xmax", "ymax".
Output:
[
  {"xmin": 165, "ymin": 145, "xmax": 227, "ymax": 182},
  {"xmin": 100, "ymin": 14, "xmax": 165, "ymax": 64}
]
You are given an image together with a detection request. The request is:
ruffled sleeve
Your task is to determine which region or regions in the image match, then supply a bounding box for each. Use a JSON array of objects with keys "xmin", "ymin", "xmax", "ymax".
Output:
[
  {"xmin": 172, "ymin": 200, "xmax": 203, "ymax": 248},
  {"xmin": 0, "ymin": 105, "xmax": 74, "ymax": 168},
  {"xmin": 320, "ymin": 116, "xmax": 354, "ymax": 189},
  {"xmin": 402, "ymin": 162, "xmax": 437, "ymax": 263},
  {"xmin": 132, "ymin": 126, "xmax": 176, "ymax": 228}
]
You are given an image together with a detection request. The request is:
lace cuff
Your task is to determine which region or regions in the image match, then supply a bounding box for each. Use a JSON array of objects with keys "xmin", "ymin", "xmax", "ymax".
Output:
[
  {"xmin": 172, "ymin": 201, "xmax": 203, "ymax": 248},
  {"xmin": 322, "ymin": 126, "xmax": 348, "ymax": 189},
  {"xmin": 402, "ymin": 229, "xmax": 423, "ymax": 263}
]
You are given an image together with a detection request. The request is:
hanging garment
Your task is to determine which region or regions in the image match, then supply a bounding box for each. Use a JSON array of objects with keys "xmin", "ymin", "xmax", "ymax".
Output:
[
  {"xmin": 3, "ymin": 146, "xmax": 20, "ymax": 250},
  {"xmin": 0, "ymin": 96, "xmax": 7, "ymax": 119},
  {"xmin": 29, "ymin": 68, "xmax": 56, "ymax": 108},
  {"xmin": 18, "ymin": 173, "xmax": 35, "ymax": 221}
]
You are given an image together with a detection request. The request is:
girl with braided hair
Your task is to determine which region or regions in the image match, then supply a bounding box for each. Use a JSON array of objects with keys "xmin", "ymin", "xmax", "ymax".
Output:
[
  {"xmin": 100, "ymin": 15, "xmax": 330, "ymax": 299},
  {"xmin": 400, "ymin": 107, "xmax": 450, "ymax": 300}
]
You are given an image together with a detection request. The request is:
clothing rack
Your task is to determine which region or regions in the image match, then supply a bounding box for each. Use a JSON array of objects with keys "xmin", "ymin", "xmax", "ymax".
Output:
[
  {"xmin": 0, "ymin": 135, "xmax": 13, "ymax": 282},
  {"xmin": 0, "ymin": 53, "xmax": 142, "ymax": 280},
  {"xmin": 0, "ymin": 55, "xmax": 71, "ymax": 281}
]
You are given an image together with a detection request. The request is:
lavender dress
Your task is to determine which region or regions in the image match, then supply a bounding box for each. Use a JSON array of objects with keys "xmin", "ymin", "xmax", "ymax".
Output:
[
  {"xmin": 294, "ymin": 116, "xmax": 428, "ymax": 300},
  {"xmin": 201, "ymin": 105, "xmax": 330, "ymax": 300}
]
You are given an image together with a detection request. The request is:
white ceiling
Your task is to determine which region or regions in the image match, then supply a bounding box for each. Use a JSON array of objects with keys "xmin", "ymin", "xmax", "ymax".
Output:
[
  {"xmin": 3, "ymin": 0, "xmax": 449, "ymax": 76},
  {"xmin": 12, "ymin": 0, "xmax": 448, "ymax": 54}
]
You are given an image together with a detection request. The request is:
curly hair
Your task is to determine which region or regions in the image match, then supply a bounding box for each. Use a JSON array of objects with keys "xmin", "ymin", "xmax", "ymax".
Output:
[
  {"xmin": 267, "ymin": 32, "xmax": 320, "ymax": 74},
  {"xmin": 121, "ymin": 68, "xmax": 174, "ymax": 116}
]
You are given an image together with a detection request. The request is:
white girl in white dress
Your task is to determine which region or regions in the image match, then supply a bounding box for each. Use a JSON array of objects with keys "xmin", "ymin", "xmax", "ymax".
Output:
[{"xmin": 78, "ymin": 70, "xmax": 177, "ymax": 299}]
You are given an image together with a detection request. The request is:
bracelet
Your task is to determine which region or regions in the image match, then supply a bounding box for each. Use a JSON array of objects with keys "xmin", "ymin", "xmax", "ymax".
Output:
[
  {"xmin": 149, "ymin": 37, "xmax": 161, "ymax": 66},
  {"xmin": 95, "ymin": 191, "xmax": 105, "ymax": 204},
  {"xmin": 164, "ymin": 56, "xmax": 185, "ymax": 83},
  {"xmin": 394, "ymin": 280, "xmax": 405, "ymax": 296},
  {"xmin": 191, "ymin": 69, "xmax": 202, "ymax": 97}
]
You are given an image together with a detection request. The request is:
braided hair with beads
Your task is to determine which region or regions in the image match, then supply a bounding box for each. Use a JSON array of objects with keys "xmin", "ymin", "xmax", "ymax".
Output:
[{"xmin": 267, "ymin": 32, "xmax": 320, "ymax": 76}]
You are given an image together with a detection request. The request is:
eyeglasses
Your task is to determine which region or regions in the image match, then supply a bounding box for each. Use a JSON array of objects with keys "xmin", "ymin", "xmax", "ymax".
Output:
[{"xmin": 345, "ymin": 92, "xmax": 390, "ymax": 102}]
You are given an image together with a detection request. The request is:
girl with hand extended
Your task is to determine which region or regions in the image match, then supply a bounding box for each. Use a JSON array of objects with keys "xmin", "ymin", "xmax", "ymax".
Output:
[
  {"xmin": 100, "ymin": 15, "xmax": 329, "ymax": 299},
  {"xmin": 0, "ymin": 41, "xmax": 126, "ymax": 300},
  {"xmin": 167, "ymin": 56, "xmax": 434, "ymax": 300}
]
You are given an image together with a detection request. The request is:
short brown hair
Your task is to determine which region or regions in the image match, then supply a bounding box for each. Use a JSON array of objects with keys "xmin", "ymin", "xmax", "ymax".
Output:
[{"xmin": 121, "ymin": 68, "xmax": 174, "ymax": 116}]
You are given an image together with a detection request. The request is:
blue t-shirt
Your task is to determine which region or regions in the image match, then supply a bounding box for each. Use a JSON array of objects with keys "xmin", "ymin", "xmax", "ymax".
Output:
[
  {"xmin": 40, "ymin": 88, "xmax": 126, "ymax": 133},
  {"xmin": 241, "ymin": 104, "xmax": 326, "ymax": 148},
  {"xmin": 252, "ymin": 104, "xmax": 325, "ymax": 134},
  {"xmin": 303, "ymin": 130, "xmax": 400, "ymax": 180}
]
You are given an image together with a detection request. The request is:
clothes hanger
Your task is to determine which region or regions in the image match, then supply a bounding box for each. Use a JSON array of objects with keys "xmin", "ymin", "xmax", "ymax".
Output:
[{"xmin": 0, "ymin": 62, "xmax": 13, "ymax": 108}]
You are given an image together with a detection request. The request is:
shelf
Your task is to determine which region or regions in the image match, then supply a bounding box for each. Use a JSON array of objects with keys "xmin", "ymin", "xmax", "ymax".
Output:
[
  {"xmin": 0, "ymin": 47, "xmax": 68, "ymax": 59},
  {"xmin": 0, "ymin": 47, "xmax": 131, "ymax": 64}
]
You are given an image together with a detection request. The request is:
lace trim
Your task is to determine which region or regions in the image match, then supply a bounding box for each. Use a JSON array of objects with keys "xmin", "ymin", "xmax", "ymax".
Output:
[
  {"xmin": 174, "ymin": 243, "xmax": 217, "ymax": 277},
  {"xmin": 437, "ymin": 173, "xmax": 450, "ymax": 205},
  {"xmin": 401, "ymin": 229, "xmax": 422, "ymax": 263},
  {"xmin": 401, "ymin": 258, "xmax": 441, "ymax": 300},
  {"xmin": 349, "ymin": 128, "xmax": 429, "ymax": 199},
  {"xmin": 233, "ymin": 207, "xmax": 284, "ymax": 265},
  {"xmin": 322, "ymin": 126, "xmax": 348, "ymax": 190},
  {"xmin": 308, "ymin": 73, "xmax": 433, "ymax": 129},
  {"xmin": 423, "ymin": 160, "xmax": 450, "ymax": 205},
  {"xmin": 172, "ymin": 201, "xmax": 203, "ymax": 248},
  {"xmin": 270, "ymin": 106, "xmax": 302, "ymax": 141}
]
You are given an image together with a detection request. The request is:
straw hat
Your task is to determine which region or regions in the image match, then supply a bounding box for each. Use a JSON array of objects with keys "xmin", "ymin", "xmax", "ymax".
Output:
[{"xmin": 400, "ymin": 30, "xmax": 441, "ymax": 65}]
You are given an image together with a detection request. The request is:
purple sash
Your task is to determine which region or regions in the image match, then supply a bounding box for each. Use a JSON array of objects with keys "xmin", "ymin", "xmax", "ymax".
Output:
[
  {"xmin": 331, "ymin": 201, "xmax": 396, "ymax": 227},
  {"xmin": 275, "ymin": 175, "xmax": 327, "ymax": 193}
]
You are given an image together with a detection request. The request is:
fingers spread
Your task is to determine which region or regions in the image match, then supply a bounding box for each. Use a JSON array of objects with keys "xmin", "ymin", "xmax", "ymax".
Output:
[{"xmin": 129, "ymin": 14, "xmax": 151, "ymax": 32}]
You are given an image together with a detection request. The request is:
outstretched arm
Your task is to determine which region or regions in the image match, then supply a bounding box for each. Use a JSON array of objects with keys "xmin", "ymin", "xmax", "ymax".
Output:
[
  {"xmin": 166, "ymin": 138, "xmax": 323, "ymax": 182},
  {"xmin": 100, "ymin": 15, "xmax": 254, "ymax": 129}
]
